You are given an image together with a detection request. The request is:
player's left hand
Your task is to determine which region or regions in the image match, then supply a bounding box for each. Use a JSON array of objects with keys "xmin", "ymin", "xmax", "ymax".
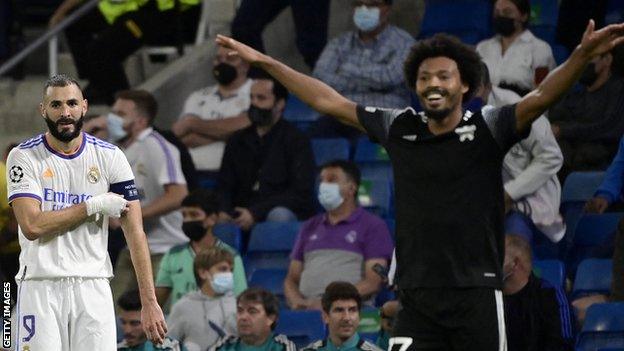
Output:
[
  {"xmin": 141, "ymin": 301, "xmax": 168, "ymax": 345},
  {"xmin": 578, "ymin": 20, "xmax": 624, "ymax": 58},
  {"xmin": 233, "ymin": 207, "xmax": 255, "ymax": 231}
]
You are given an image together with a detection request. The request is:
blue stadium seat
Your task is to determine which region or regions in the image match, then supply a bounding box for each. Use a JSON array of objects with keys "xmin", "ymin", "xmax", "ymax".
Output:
[
  {"xmin": 385, "ymin": 218, "xmax": 395, "ymax": 242},
  {"xmin": 567, "ymin": 214, "xmax": 622, "ymax": 277},
  {"xmin": 528, "ymin": 0, "xmax": 559, "ymax": 44},
  {"xmin": 552, "ymin": 44, "xmax": 570, "ymax": 65},
  {"xmin": 213, "ymin": 222, "xmax": 243, "ymax": 253},
  {"xmin": 576, "ymin": 303, "xmax": 624, "ymax": 351},
  {"xmin": 571, "ymin": 259, "xmax": 613, "ymax": 300},
  {"xmin": 283, "ymin": 95, "xmax": 320, "ymax": 131},
  {"xmin": 533, "ymin": 259, "xmax": 565, "ymax": 289},
  {"xmin": 354, "ymin": 138, "xmax": 393, "ymax": 180},
  {"xmin": 358, "ymin": 178, "xmax": 393, "ymax": 217},
  {"xmin": 419, "ymin": 0, "xmax": 492, "ymax": 45},
  {"xmin": 248, "ymin": 268, "xmax": 288, "ymax": 303},
  {"xmin": 311, "ymin": 138, "xmax": 350, "ymax": 166},
  {"xmin": 561, "ymin": 171, "xmax": 606, "ymax": 214},
  {"xmin": 245, "ymin": 221, "xmax": 302, "ymax": 276},
  {"xmin": 275, "ymin": 310, "xmax": 325, "ymax": 348}
]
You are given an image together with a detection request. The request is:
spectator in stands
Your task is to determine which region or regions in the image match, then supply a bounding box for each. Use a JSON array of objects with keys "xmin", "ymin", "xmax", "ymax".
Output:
[
  {"xmin": 284, "ymin": 160, "xmax": 393, "ymax": 310},
  {"xmin": 550, "ymin": 44, "xmax": 624, "ymax": 174},
  {"xmin": 110, "ymin": 90, "xmax": 189, "ymax": 308},
  {"xmin": 475, "ymin": 63, "xmax": 566, "ymax": 244},
  {"xmin": 168, "ymin": 247, "xmax": 238, "ymax": 351},
  {"xmin": 83, "ymin": 114, "xmax": 110, "ymax": 140},
  {"xmin": 477, "ymin": 0, "xmax": 556, "ymax": 97},
  {"xmin": 585, "ymin": 136, "xmax": 624, "ymax": 213},
  {"xmin": 156, "ymin": 189, "xmax": 246, "ymax": 310},
  {"xmin": 211, "ymin": 288, "xmax": 296, "ymax": 351},
  {"xmin": 308, "ymin": 0, "xmax": 414, "ymax": 143},
  {"xmin": 172, "ymin": 46, "xmax": 252, "ymax": 173},
  {"xmin": 50, "ymin": 0, "xmax": 201, "ymax": 104},
  {"xmin": 301, "ymin": 282, "xmax": 383, "ymax": 351},
  {"xmin": 503, "ymin": 235, "xmax": 574, "ymax": 351},
  {"xmin": 231, "ymin": 0, "xmax": 329, "ymax": 69},
  {"xmin": 569, "ymin": 218, "xmax": 624, "ymax": 324},
  {"xmin": 217, "ymin": 73, "xmax": 316, "ymax": 230},
  {"xmin": 117, "ymin": 290, "xmax": 186, "ymax": 351}
]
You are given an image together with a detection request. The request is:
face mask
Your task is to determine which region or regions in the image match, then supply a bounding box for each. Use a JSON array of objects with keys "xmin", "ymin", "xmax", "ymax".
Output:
[
  {"xmin": 492, "ymin": 16, "xmax": 516, "ymax": 37},
  {"xmin": 248, "ymin": 105, "xmax": 274, "ymax": 127},
  {"xmin": 182, "ymin": 221, "xmax": 206, "ymax": 241},
  {"xmin": 579, "ymin": 62, "xmax": 598, "ymax": 86},
  {"xmin": 318, "ymin": 182, "xmax": 344, "ymax": 211},
  {"xmin": 107, "ymin": 113, "xmax": 127, "ymax": 142},
  {"xmin": 213, "ymin": 62, "xmax": 238, "ymax": 86},
  {"xmin": 353, "ymin": 6, "xmax": 381, "ymax": 32},
  {"xmin": 210, "ymin": 272, "xmax": 234, "ymax": 294}
]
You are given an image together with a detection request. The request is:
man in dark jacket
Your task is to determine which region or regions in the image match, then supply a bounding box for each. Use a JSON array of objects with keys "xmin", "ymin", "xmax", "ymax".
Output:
[{"xmin": 217, "ymin": 72, "xmax": 316, "ymax": 230}]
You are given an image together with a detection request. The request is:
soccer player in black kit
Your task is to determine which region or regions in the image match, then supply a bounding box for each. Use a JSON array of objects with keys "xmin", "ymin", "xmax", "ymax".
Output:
[{"xmin": 216, "ymin": 20, "xmax": 624, "ymax": 350}]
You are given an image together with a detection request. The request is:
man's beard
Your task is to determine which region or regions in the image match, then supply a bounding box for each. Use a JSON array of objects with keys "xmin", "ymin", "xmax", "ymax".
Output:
[
  {"xmin": 421, "ymin": 87, "xmax": 454, "ymax": 121},
  {"xmin": 44, "ymin": 113, "xmax": 84, "ymax": 142}
]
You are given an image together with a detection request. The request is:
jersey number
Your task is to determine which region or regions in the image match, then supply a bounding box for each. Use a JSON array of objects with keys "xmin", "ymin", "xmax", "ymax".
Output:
[
  {"xmin": 389, "ymin": 337, "xmax": 413, "ymax": 351},
  {"xmin": 22, "ymin": 315, "xmax": 35, "ymax": 342}
]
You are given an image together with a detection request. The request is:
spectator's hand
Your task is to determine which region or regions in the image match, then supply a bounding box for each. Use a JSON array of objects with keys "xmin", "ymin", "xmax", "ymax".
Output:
[
  {"xmin": 233, "ymin": 207, "xmax": 254, "ymax": 231},
  {"xmin": 504, "ymin": 191, "xmax": 514, "ymax": 214},
  {"xmin": 142, "ymin": 301, "xmax": 167, "ymax": 345},
  {"xmin": 215, "ymin": 35, "xmax": 267, "ymax": 65},
  {"xmin": 288, "ymin": 297, "xmax": 308, "ymax": 310},
  {"xmin": 577, "ymin": 20, "xmax": 624, "ymax": 59},
  {"xmin": 584, "ymin": 196, "xmax": 609, "ymax": 213},
  {"xmin": 218, "ymin": 211, "xmax": 232, "ymax": 223},
  {"xmin": 172, "ymin": 117, "xmax": 199, "ymax": 137},
  {"xmin": 305, "ymin": 299, "xmax": 322, "ymax": 311}
]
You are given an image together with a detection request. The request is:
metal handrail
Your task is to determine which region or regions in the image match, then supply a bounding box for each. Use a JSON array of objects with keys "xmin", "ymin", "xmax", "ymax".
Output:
[{"xmin": 0, "ymin": 0, "xmax": 99, "ymax": 77}]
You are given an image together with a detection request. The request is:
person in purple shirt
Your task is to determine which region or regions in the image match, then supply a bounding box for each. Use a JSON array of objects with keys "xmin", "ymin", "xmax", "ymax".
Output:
[{"xmin": 283, "ymin": 160, "xmax": 394, "ymax": 310}]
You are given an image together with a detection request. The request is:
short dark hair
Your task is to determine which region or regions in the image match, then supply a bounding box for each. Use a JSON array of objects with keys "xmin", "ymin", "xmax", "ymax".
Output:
[
  {"xmin": 43, "ymin": 74, "xmax": 81, "ymax": 94},
  {"xmin": 237, "ymin": 288, "xmax": 280, "ymax": 330},
  {"xmin": 250, "ymin": 69, "xmax": 289, "ymax": 103},
  {"xmin": 193, "ymin": 247, "xmax": 234, "ymax": 286},
  {"xmin": 320, "ymin": 160, "xmax": 361, "ymax": 188},
  {"xmin": 115, "ymin": 90, "xmax": 158, "ymax": 123},
  {"xmin": 118, "ymin": 289, "xmax": 142, "ymax": 312},
  {"xmin": 404, "ymin": 34, "xmax": 482, "ymax": 102},
  {"xmin": 181, "ymin": 188, "xmax": 219, "ymax": 216},
  {"xmin": 321, "ymin": 281, "xmax": 362, "ymax": 313},
  {"xmin": 502, "ymin": 0, "xmax": 531, "ymax": 28}
]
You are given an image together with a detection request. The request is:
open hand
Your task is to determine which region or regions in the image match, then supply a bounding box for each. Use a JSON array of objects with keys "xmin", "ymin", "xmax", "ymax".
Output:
[
  {"xmin": 578, "ymin": 20, "xmax": 624, "ymax": 59},
  {"xmin": 215, "ymin": 35, "xmax": 266, "ymax": 65}
]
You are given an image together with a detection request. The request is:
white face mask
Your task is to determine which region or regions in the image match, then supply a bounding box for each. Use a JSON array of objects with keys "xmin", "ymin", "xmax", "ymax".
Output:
[
  {"xmin": 107, "ymin": 112, "xmax": 127, "ymax": 142},
  {"xmin": 318, "ymin": 182, "xmax": 344, "ymax": 211},
  {"xmin": 353, "ymin": 5, "xmax": 381, "ymax": 32},
  {"xmin": 210, "ymin": 272, "xmax": 234, "ymax": 294}
]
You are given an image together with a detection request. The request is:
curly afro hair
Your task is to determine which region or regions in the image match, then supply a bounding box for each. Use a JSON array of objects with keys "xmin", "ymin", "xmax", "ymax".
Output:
[{"xmin": 404, "ymin": 34, "xmax": 483, "ymax": 102}]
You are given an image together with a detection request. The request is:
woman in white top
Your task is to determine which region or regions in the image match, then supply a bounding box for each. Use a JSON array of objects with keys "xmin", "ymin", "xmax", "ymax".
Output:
[{"xmin": 476, "ymin": 0, "xmax": 556, "ymax": 97}]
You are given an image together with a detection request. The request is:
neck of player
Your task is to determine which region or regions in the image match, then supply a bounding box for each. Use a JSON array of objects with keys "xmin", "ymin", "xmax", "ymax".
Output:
[
  {"xmin": 46, "ymin": 132, "xmax": 83, "ymax": 154},
  {"xmin": 427, "ymin": 104, "xmax": 464, "ymax": 135}
]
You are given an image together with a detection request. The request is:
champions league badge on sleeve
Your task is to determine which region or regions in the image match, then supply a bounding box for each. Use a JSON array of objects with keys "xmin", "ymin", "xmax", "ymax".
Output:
[
  {"xmin": 9, "ymin": 165, "xmax": 24, "ymax": 183},
  {"xmin": 87, "ymin": 166, "xmax": 100, "ymax": 184}
]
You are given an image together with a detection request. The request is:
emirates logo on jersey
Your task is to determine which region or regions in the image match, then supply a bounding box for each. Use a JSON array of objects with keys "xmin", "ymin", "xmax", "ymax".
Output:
[{"xmin": 87, "ymin": 166, "xmax": 100, "ymax": 184}]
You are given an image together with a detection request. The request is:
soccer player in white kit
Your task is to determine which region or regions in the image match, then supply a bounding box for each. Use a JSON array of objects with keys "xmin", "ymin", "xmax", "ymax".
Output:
[{"xmin": 5, "ymin": 75, "xmax": 167, "ymax": 350}]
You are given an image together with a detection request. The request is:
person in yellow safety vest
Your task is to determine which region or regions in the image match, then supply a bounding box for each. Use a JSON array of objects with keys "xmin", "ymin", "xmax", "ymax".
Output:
[{"xmin": 49, "ymin": 0, "xmax": 200, "ymax": 105}]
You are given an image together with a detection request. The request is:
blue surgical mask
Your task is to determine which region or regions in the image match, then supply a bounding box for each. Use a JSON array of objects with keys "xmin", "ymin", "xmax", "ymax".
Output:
[
  {"xmin": 318, "ymin": 182, "xmax": 344, "ymax": 211},
  {"xmin": 107, "ymin": 113, "xmax": 127, "ymax": 142},
  {"xmin": 210, "ymin": 272, "xmax": 234, "ymax": 294},
  {"xmin": 353, "ymin": 6, "xmax": 381, "ymax": 32}
]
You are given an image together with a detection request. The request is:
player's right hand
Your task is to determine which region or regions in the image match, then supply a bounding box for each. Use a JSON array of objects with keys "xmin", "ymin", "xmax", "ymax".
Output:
[
  {"xmin": 215, "ymin": 35, "xmax": 266, "ymax": 65},
  {"xmin": 142, "ymin": 301, "xmax": 168, "ymax": 345},
  {"xmin": 85, "ymin": 193, "xmax": 129, "ymax": 218}
]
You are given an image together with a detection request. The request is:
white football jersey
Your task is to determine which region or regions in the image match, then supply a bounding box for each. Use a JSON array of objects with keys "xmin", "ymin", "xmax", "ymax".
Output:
[{"xmin": 6, "ymin": 133, "xmax": 137, "ymax": 280}]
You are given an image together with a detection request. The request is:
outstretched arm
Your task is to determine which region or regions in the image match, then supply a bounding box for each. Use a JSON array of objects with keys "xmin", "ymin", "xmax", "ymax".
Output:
[
  {"xmin": 516, "ymin": 20, "xmax": 624, "ymax": 132},
  {"xmin": 215, "ymin": 35, "xmax": 363, "ymax": 131}
]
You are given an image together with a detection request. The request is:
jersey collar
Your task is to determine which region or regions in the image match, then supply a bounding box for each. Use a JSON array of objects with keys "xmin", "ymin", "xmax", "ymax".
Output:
[{"xmin": 43, "ymin": 132, "xmax": 87, "ymax": 160}]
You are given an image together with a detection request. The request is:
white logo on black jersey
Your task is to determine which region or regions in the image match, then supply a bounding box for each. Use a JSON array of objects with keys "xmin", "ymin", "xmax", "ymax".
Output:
[
  {"xmin": 402, "ymin": 134, "xmax": 418, "ymax": 141},
  {"xmin": 455, "ymin": 125, "xmax": 476, "ymax": 142}
]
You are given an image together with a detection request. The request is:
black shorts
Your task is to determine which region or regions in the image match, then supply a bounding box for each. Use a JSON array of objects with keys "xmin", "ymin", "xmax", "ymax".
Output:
[{"xmin": 390, "ymin": 288, "xmax": 506, "ymax": 351}]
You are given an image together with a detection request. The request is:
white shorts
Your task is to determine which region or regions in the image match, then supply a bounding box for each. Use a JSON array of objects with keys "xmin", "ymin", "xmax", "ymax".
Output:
[{"xmin": 16, "ymin": 277, "xmax": 117, "ymax": 351}]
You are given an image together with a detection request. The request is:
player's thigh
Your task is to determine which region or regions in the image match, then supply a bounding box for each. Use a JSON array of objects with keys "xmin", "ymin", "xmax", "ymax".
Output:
[
  {"xmin": 70, "ymin": 278, "xmax": 116, "ymax": 350},
  {"xmin": 16, "ymin": 280, "xmax": 64, "ymax": 350}
]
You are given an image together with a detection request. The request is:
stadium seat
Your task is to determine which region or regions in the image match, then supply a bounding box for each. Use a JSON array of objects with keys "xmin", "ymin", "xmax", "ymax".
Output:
[
  {"xmin": 576, "ymin": 303, "xmax": 624, "ymax": 351},
  {"xmin": 283, "ymin": 94, "xmax": 320, "ymax": 131},
  {"xmin": 248, "ymin": 268, "xmax": 288, "ymax": 304},
  {"xmin": 533, "ymin": 259, "xmax": 565, "ymax": 289},
  {"xmin": 358, "ymin": 178, "xmax": 393, "ymax": 217},
  {"xmin": 419, "ymin": 0, "xmax": 492, "ymax": 45},
  {"xmin": 528, "ymin": 0, "xmax": 559, "ymax": 44},
  {"xmin": 354, "ymin": 138, "xmax": 393, "ymax": 180},
  {"xmin": 311, "ymin": 138, "xmax": 350, "ymax": 166},
  {"xmin": 561, "ymin": 171, "xmax": 605, "ymax": 215},
  {"xmin": 275, "ymin": 310, "xmax": 325, "ymax": 348},
  {"xmin": 213, "ymin": 222, "xmax": 243, "ymax": 253},
  {"xmin": 567, "ymin": 213, "xmax": 622, "ymax": 277},
  {"xmin": 245, "ymin": 221, "xmax": 301, "ymax": 276},
  {"xmin": 571, "ymin": 259, "xmax": 613, "ymax": 300}
]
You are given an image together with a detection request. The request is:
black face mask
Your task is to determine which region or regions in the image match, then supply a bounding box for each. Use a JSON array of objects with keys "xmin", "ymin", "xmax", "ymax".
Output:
[
  {"xmin": 182, "ymin": 221, "xmax": 206, "ymax": 241},
  {"xmin": 212, "ymin": 62, "xmax": 238, "ymax": 86},
  {"xmin": 579, "ymin": 63, "xmax": 598, "ymax": 86},
  {"xmin": 44, "ymin": 113, "xmax": 84, "ymax": 142},
  {"xmin": 248, "ymin": 105, "xmax": 274, "ymax": 127},
  {"xmin": 492, "ymin": 16, "xmax": 516, "ymax": 37}
]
